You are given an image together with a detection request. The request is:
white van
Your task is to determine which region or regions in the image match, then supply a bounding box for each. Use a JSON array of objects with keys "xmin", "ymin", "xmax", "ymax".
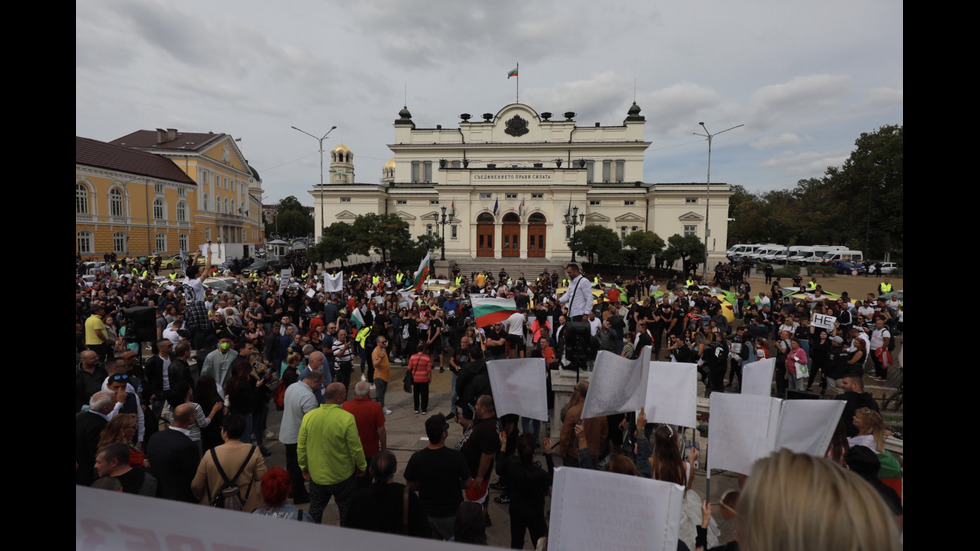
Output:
[
  {"xmin": 787, "ymin": 246, "xmax": 815, "ymax": 264},
  {"xmin": 727, "ymin": 244, "xmax": 760, "ymax": 261},
  {"xmin": 819, "ymin": 249, "xmax": 864, "ymax": 264}
]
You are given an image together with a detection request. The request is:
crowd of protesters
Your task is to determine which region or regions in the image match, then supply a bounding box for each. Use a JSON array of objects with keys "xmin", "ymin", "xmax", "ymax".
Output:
[{"xmin": 77, "ymin": 252, "xmax": 902, "ymax": 549}]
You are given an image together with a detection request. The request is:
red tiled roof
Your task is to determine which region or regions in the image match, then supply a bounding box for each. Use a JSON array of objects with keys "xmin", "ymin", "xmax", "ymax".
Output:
[{"xmin": 75, "ymin": 137, "xmax": 196, "ymax": 185}]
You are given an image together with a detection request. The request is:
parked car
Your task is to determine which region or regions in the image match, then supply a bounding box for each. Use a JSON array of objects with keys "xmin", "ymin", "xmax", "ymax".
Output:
[
  {"xmin": 876, "ymin": 261, "xmax": 899, "ymax": 274},
  {"xmin": 832, "ymin": 260, "xmax": 863, "ymax": 275},
  {"xmin": 241, "ymin": 259, "xmax": 280, "ymax": 277}
]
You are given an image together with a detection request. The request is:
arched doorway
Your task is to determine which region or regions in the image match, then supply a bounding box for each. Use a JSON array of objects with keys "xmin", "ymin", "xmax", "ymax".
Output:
[
  {"xmin": 476, "ymin": 212, "xmax": 495, "ymax": 257},
  {"xmin": 502, "ymin": 213, "xmax": 521, "ymax": 257},
  {"xmin": 527, "ymin": 213, "xmax": 546, "ymax": 258}
]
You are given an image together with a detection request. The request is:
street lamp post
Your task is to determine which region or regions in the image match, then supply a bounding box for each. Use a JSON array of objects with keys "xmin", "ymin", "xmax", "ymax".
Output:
[
  {"xmin": 434, "ymin": 206, "xmax": 449, "ymax": 261},
  {"xmin": 290, "ymin": 124, "xmax": 337, "ymax": 243},
  {"xmin": 563, "ymin": 205, "xmax": 584, "ymax": 262},
  {"xmin": 694, "ymin": 122, "xmax": 743, "ymax": 278}
]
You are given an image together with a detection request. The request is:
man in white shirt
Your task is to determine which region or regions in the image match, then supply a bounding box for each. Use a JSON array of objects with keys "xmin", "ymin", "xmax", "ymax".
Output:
[
  {"xmin": 505, "ymin": 310, "xmax": 527, "ymax": 358},
  {"xmin": 281, "ymin": 369, "xmax": 324, "ymax": 504},
  {"xmin": 559, "ymin": 263, "xmax": 592, "ymax": 321}
]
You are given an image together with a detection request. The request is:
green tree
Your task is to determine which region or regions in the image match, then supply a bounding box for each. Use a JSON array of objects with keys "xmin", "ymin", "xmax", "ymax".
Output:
[
  {"xmin": 310, "ymin": 222, "xmax": 360, "ymax": 268},
  {"xmin": 266, "ymin": 196, "xmax": 313, "ymax": 238},
  {"xmin": 622, "ymin": 230, "xmax": 665, "ymax": 267},
  {"xmin": 569, "ymin": 225, "xmax": 622, "ymax": 265},
  {"xmin": 662, "ymin": 234, "xmax": 706, "ymax": 274},
  {"xmin": 825, "ymin": 125, "xmax": 903, "ymax": 258},
  {"xmin": 351, "ymin": 213, "xmax": 412, "ymax": 263}
]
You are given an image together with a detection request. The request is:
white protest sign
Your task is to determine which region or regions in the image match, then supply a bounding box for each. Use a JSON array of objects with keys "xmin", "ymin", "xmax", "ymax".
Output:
[
  {"xmin": 278, "ymin": 268, "xmax": 292, "ymax": 296},
  {"xmin": 487, "ymin": 358, "xmax": 549, "ymax": 421},
  {"xmin": 548, "ymin": 466, "xmax": 684, "ymax": 551},
  {"xmin": 707, "ymin": 393, "xmax": 775, "ymax": 475},
  {"xmin": 741, "ymin": 357, "xmax": 775, "ymax": 396},
  {"xmin": 323, "ymin": 271, "xmax": 344, "ymax": 293},
  {"xmin": 581, "ymin": 347, "xmax": 651, "ymax": 418},
  {"xmin": 811, "ymin": 312, "xmax": 836, "ymax": 331},
  {"xmin": 708, "ymin": 394, "xmax": 846, "ymax": 476},
  {"xmin": 76, "ymin": 486, "xmax": 483, "ymax": 550},
  {"xmin": 643, "ymin": 361, "xmax": 698, "ymax": 428},
  {"xmin": 773, "ymin": 399, "xmax": 845, "ymax": 456}
]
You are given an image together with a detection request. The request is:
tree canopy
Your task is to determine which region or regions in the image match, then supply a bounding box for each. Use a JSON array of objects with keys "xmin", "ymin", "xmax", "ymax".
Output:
[
  {"xmin": 569, "ymin": 225, "xmax": 622, "ymax": 265},
  {"xmin": 351, "ymin": 213, "xmax": 412, "ymax": 263},
  {"xmin": 727, "ymin": 125, "xmax": 902, "ymax": 259},
  {"xmin": 309, "ymin": 221, "xmax": 360, "ymax": 268},
  {"xmin": 663, "ymin": 234, "xmax": 706, "ymax": 274},
  {"xmin": 266, "ymin": 196, "xmax": 313, "ymax": 238},
  {"xmin": 622, "ymin": 230, "xmax": 665, "ymax": 267}
]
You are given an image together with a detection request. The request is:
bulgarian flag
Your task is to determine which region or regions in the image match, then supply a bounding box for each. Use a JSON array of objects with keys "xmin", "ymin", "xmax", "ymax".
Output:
[
  {"xmin": 350, "ymin": 307, "xmax": 366, "ymax": 330},
  {"xmin": 410, "ymin": 251, "xmax": 430, "ymax": 292},
  {"xmin": 507, "ymin": 66, "xmax": 518, "ymax": 79},
  {"xmin": 472, "ymin": 297, "xmax": 517, "ymax": 328},
  {"xmin": 519, "ymin": 195, "xmax": 526, "ymax": 218}
]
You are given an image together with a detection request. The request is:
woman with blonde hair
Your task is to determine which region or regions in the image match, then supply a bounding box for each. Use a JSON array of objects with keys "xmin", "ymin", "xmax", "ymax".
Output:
[
  {"xmin": 849, "ymin": 407, "xmax": 887, "ymax": 453},
  {"xmin": 736, "ymin": 449, "xmax": 900, "ymax": 551},
  {"xmin": 98, "ymin": 413, "xmax": 145, "ymax": 468}
]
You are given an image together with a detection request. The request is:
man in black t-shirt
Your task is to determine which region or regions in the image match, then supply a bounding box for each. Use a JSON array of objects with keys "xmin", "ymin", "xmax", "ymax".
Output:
[
  {"xmin": 456, "ymin": 395, "xmax": 500, "ymax": 524},
  {"xmin": 404, "ymin": 415, "xmax": 473, "ymax": 540}
]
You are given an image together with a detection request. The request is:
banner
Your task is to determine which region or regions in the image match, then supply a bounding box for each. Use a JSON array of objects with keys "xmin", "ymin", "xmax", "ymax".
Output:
[{"xmin": 487, "ymin": 358, "xmax": 548, "ymax": 421}]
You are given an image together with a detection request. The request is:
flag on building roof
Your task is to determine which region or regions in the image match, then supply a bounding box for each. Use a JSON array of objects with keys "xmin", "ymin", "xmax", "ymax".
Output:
[
  {"xmin": 409, "ymin": 251, "xmax": 430, "ymax": 293},
  {"xmin": 351, "ymin": 307, "xmax": 366, "ymax": 330},
  {"xmin": 507, "ymin": 67, "xmax": 518, "ymax": 79},
  {"xmin": 472, "ymin": 297, "xmax": 518, "ymax": 328},
  {"xmin": 451, "ymin": 198, "xmax": 456, "ymax": 217}
]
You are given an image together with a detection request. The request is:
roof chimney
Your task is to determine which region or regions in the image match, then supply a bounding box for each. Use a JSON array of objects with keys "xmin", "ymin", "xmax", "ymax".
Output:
[
  {"xmin": 156, "ymin": 128, "xmax": 166, "ymax": 143},
  {"xmin": 167, "ymin": 128, "xmax": 178, "ymax": 141}
]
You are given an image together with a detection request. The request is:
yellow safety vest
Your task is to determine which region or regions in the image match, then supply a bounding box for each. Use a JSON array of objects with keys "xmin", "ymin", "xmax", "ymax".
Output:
[
  {"xmin": 396, "ymin": 273, "xmax": 404, "ymax": 284},
  {"xmin": 685, "ymin": 279, "xmax": 695, "ymax": 287},
  {"xmin": 454, "ymin": 276, "xmax": 462, "ymax": 286},
  {"xmin": 372, "ymin": 276, "xmax": 380, "ymax": 285},
  {"xmin": 354, "ymin": 326, "xmax": 372, "ymax": 346},
  {"xmin": 168, "ymin": 273, "xmax": 177, "ymax": 280},
  {"xmin": 880, "ymin": 282, "xmax": 892, "ymax": 293},
  {"xmin": 807, "ymin": 282, "xmax": 817, "ymax": 290}
]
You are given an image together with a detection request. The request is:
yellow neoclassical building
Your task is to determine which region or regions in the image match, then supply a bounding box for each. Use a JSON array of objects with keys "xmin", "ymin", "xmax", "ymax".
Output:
[{"xmin": 76, "ymin": 130, "xmax": 265, "ymax": 260}]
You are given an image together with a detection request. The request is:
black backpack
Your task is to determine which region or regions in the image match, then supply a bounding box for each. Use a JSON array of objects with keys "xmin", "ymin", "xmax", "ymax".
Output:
[{"xmin": 208, "ymin": 445, "xmax": 256, "ymax": 511}]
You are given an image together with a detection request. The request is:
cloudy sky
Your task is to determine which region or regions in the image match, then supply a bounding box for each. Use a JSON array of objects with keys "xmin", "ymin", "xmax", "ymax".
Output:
[{"xmin": 76, "ymin": 0, "xmax": 902, "ymax": 203}]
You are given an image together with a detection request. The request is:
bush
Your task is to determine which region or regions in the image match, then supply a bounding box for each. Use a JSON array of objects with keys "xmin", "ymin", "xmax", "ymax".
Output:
[
  {"xmin": 773, "ymin": 266, "xmax": 799, "ymax": 279},
  {"xmin": 807, "ymin": 265, "xmax": 837, "ymax": 277}
]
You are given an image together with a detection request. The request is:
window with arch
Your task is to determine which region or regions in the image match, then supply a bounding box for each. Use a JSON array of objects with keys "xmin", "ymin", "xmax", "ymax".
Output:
[
  {"xmin": 76, "ymin": 184, "xmax": 90, "ymax": 215},
  {"xmin": 77, "ymin": 231, "xmax": 93, "ymax": 254},
  {"xmin": 109, "ymin": 188, "xmax": 124, "ymax": 218},
  {"xmin": 177, "ymin": 201, "xmax": 187, "ymax": 222},
  {"xmin": 113, "ymin": 232, "xmax": 127, "ymax": 254},
  {"xmin": 153, "ymin": 198, "xmax": 165, "ymax": 220}
]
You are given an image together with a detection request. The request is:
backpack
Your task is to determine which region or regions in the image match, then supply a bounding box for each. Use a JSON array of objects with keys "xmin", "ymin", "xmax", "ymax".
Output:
[{"xmin": 208, "ymin": 445, "xmax": 257, "ymax": 510}]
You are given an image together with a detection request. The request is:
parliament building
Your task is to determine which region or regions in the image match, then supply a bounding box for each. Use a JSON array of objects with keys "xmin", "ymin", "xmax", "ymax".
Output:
[{"xmin": 311, "ymin": 102, "xmax": 731, "ymax": 265}]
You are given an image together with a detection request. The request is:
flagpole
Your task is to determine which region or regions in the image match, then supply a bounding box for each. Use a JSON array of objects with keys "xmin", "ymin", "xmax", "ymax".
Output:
[{"xmin": 516, "ymin": 62, "xmax": 519, "ymax": 103}]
